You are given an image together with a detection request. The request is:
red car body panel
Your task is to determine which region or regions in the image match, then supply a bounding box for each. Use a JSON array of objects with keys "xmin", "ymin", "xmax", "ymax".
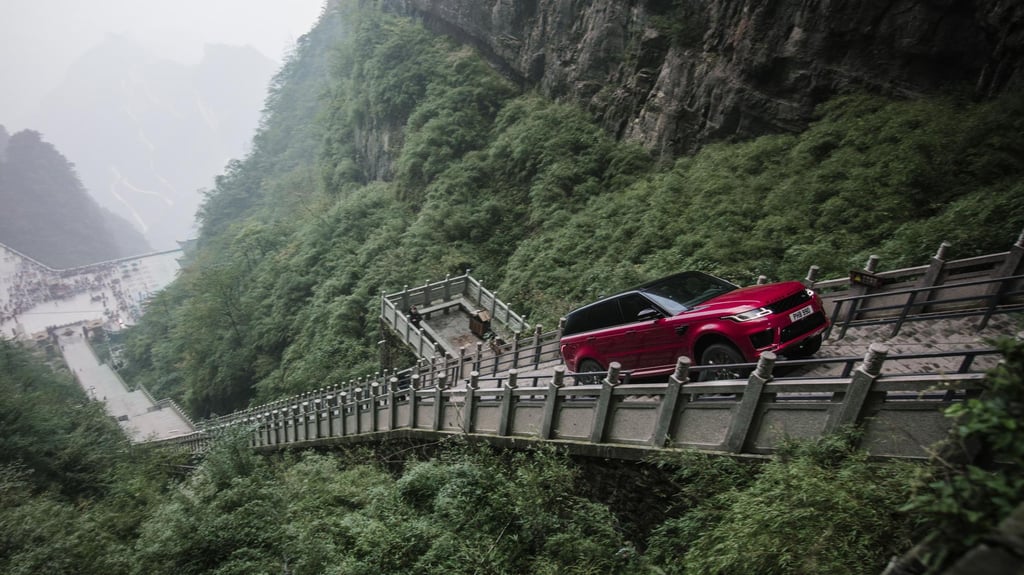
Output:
[{"xmin": 559, "ymin": 272, "xmax": 828, "ymax": 377}]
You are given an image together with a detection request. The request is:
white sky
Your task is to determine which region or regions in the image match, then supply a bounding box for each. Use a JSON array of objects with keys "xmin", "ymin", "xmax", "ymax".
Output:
[{"xmin": 0, "ymin": 0, "xmax": 325, "ymax": 131}]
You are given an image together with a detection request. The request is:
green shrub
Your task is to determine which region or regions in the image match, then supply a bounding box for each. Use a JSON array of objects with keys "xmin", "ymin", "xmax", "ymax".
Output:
[{"xmin": 899, "ymin": 337, "xmax": 1024, "ymax": 571}]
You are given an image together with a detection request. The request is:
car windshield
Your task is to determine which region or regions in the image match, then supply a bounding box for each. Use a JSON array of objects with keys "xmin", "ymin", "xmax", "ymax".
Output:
[{"xmin": 638, "ymin": 271, "xmax": 738, "ymax": 315}]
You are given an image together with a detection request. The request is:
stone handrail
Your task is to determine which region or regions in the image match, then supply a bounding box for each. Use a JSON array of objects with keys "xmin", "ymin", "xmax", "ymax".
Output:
[{"xmin": 148, "ymin": 345, "xmax": 1000, "ymax": 461}]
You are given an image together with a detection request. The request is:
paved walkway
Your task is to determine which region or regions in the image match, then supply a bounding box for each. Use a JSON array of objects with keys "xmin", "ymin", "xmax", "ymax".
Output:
[{"xmin": 57, "ymin": 329, "xmax": 193, "ymax": 441}]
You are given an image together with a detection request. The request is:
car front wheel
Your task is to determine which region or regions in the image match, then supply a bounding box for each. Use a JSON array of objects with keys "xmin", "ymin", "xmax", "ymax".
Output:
[
  {"xmin": 576, "ymin": 359, "xmax": 605, "ymax": 385},
  {"xmin": 698, "ymin": 343, "xmax": 748, "ymax": 381}
]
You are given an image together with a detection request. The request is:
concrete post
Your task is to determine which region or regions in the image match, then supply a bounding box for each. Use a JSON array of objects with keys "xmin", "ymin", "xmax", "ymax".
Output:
[
  {"xmin": 408, "ymin": 374, "xmax": 419, "ymax": 429},
  {"xmin": 589, "ymin": 362, "xmax": 621, "ymax": 443},
  {"xmin": 454, "ymin": 346, "xmax": 464, "ymax": 381},
  {"xmin": 432, "ymin": 374, "xmax": 446, "ymax": 431},
  {"xmin": 803, "ymin": 265, "xmax": 820, "ymax": 288},
  {"xmin": 498, "ymin": 368, "xmax": 518, "ymax": 436},
  {"xmin": 829, "ymin": 343, "xmax": 888, "ymax": 432},
  {"xmin": 463, "ymin": 372, "xmax": 479, "ymax": 433},
  {"xmin": 533, "ymin": 325, "xmax": 544, "ymax": 367},
  {"xmin": 981, "ymin": 227, "xmax": 1024, "ymax": 328},
  {"xmin": 541, "ymin": 366, "xmax": 566, "ymax": 440},
  {"xmin": 652, "ymin": 356, "xmax": 690, "ymax": 447},
  {"xmin": 904, "ymin": 241, "xmax": 951, "ymax": 322},
  {"xmin": 723, "ymin": 352, "xmax": 776, "ymax": 453},
  {"xmin": 353, "ymin": 388, "xmax": 363, "ymax": 435}
]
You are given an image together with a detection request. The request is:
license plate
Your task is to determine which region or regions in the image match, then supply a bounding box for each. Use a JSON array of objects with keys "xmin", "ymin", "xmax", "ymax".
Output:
[{"xmin": 789, "ymin": 305, "xmax": 813, "ymax": 322}]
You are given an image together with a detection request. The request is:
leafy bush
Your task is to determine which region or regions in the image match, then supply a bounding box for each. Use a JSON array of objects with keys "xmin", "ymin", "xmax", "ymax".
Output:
[
  {"xmin": 645, "ymin": 432, "xmax": 919, "ymax": 575},
  {"xmin": 899, "ymin": 337, "xmax": 1024, "ymax": 571}
]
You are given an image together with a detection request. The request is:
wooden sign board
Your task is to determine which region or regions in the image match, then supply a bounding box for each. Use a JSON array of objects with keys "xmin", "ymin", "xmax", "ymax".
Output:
[{"xmin": 849, "ymin": 270, "xmax": 884, "ymax": 288}]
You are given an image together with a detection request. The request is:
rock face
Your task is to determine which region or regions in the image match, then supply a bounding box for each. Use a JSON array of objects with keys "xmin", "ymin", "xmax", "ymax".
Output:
[{"xmin": 381, "ymin": 0, "xmax": 1024, "ymax": 156}]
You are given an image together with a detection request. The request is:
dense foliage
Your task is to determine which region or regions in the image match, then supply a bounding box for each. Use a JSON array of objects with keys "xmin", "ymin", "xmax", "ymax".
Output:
[
  {"xmin": 40, "ymin": 2, "xmax": 1016, "ymax": 572},
  {"xmin": 0, "ymin": 127, "xmax": 149, "ymax": 267},
  {"xmin": 899, "ymin": 336, "xmax": 1024, "ymax": 570},
  {"xmin": 4, "ymin": 335, "xmax": 1024, "ymax": 573},
  {"xmin": 119, "ymin": 3, "xmax": 1024, "ymax": 419},
  {"xmin": 0, "ymin": 340, "xmax": 184, "ymax": 574}
]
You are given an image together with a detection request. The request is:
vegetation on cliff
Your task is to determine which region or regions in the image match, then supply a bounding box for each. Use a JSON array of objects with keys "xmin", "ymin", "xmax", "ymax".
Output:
[
  {"xmin": 119, "ymin": 2, "xmax": 1024, "ymax": 417},
  {"xmin": 4, "ymin": 1, "xmax": 1009, "ymax": 572},
  {"xmin": 4, "ymin": 336, "xmax": 1022, "ymax": 573}
]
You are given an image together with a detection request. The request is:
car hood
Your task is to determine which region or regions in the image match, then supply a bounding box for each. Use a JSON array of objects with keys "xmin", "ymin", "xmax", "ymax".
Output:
[{"xmin": 691, "ymin": 281, "xmax": 807, "ymax": 313}]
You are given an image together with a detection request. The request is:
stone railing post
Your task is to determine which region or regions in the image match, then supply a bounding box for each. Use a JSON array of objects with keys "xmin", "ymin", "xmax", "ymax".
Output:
[
  {"xmin": 541, "ymin": 366, "xmax": 566, "ymax": 439},
  {"xmin": 312, "ymin": 399, "xmax": 323, "ymax": 439},
  {"xmin": 498, "ymin": 368, "xmax": 518, "ymax": 436},
  {"xmin": 981, "ymin": 227, "xmax": 1024, "ymax": 329},
  {"xmin": 463, "ymin": 372, "xmax": 479, "ymax": 433},
  {"xmin": 589, "ymin": 362, "xmax": 621, "ymax": 443},
  {"xmin": 904, "ymin": 241, "xmax": 951, "ymax": 323},
  {"xmin": 829, "ymin": 343, "xmax": 888, "ymax": 432},
  {"xmin": 532, "ymin": 324, "xmax": 544, "ymax": 367},
  {"xmin": 432, "ymin": 374, "xmax": 446, "ymax": 431},
  {"xmin": 803, "ymin": 265, "xmax": 820, "ymax": 288},
  {"xmin": 723, "ymin": 352, "xmax": 776, "ymax": 453},
  {"xmin": 458, "ymin": 346, "xmax": 467, "ymax": 381},
  {"xmin": 407, "ymin": 374, "xmax": 420, "ymax": 429},
  {"xmin": 443, "ymin": 273, "xmax": 452, "ymax": 302},
  {"xmin": 651, "ymin": 356, "xmax": 690, "ymax": 447},
  {"xmin": 401, "ymin": 284, "xmax": 410, "ymax": 312},
  {"xmin": 511, "ymin": 331, "xmax": 521, "ymax": 368},
  {"xmin": 353, "ymin": 388, "xmax": 364, "ymax": 435},
  {"xmin": 839, "ymin": 255, "xmax": 881, "ymax": 339}
]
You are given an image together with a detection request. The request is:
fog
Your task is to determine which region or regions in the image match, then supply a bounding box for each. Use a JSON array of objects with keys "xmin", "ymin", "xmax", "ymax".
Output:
[{"xmin": 0, "ymin": 0, "xmax": 324, "ymax": 130}]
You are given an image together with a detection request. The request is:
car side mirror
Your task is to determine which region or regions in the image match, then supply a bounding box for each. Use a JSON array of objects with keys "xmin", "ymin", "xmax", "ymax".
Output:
[{"xmin": 636, "ymin": 308, "xmax": 661, "ymax": 321}]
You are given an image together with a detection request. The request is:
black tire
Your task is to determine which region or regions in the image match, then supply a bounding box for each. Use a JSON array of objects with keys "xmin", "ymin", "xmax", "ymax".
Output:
[
  {"xmin": 698, "ymin": 343, "xmax": 748, "ymax": 381},
  {"xmin": 576, "ymin": 359, "xmax": 605, "ymax": 385},
  {"xmin": 785, "ymin": 333, "xmax": 823, "ymax": 358}
]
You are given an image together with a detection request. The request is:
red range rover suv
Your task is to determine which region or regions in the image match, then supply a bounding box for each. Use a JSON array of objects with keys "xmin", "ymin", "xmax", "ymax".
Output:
[{"xmin": 559, "ymin": 271, "xmax": 828, "ymax": 380}]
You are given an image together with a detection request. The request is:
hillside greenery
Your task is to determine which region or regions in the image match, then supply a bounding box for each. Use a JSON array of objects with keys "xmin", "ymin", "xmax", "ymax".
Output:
[
  {"xmin": 118, "ymin": 3, "xmax": 1023, "ymax": 418},
  {"xmin": 3, "ymin": 336, "xmax": 1022, "ymax": 573},
  {"xmin": 13, "ymin": 1, "xmax": 1013, "ymax": 572}
]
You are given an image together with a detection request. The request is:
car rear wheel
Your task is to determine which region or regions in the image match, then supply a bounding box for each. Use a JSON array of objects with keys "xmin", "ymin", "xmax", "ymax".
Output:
[
  {"xmin": 698, "ymin": 343, "xmax": 748, "ymax": 381},
  {"xmin": 576, "ymin": 359, "xmax": 605, "ymax": 385}
]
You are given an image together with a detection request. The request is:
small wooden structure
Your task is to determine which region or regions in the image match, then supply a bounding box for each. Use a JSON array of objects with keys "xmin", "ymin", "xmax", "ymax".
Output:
[{"xmin": 469, "ymin": 309, "xmax": 491, "ymax": 338}]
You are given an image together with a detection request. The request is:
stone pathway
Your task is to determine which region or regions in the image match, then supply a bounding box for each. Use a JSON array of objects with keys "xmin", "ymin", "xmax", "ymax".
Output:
[{"xmin": 58, "ymin": 329, "xmax": 193, "ymax": 441}]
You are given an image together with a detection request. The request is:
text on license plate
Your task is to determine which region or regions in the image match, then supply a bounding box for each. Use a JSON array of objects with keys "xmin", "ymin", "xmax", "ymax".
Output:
[{"xmin": 789, "ymin": 305, "xmax": 813, "ymax": 322}]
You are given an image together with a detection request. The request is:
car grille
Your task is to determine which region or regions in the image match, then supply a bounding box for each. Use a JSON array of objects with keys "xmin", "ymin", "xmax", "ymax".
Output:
[
  {"xmin": 766, "ymin": 289, "xmax": 811, "ymax": 314},
  {"xmin": 749, "ymin": 329, "xmax": 774, "ymax": 350},
  {"xmin": 781, "ymin": 311, "xmax": 826, "ymax": 342}
]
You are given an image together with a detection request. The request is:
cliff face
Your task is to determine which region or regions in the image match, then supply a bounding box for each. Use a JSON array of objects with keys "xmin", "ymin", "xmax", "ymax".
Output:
[{"xmin": 381, "ymin": 0, "xmax": 1024, "ymax": 156}]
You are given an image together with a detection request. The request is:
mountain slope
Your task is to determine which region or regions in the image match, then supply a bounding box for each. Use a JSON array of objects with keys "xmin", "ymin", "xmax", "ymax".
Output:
[
  {"xmin": 0, "ymin": 127, "xmax": 150, "ymax": 268},
  {"xmin": 26, "ymin": 36, "xmax": 277, "ymax": 250}
]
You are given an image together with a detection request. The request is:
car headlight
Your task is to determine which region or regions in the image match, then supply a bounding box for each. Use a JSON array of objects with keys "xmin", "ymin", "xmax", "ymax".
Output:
[{"xmin": 724, "ymin": 307, "xmax": 772, "ymax": 322}]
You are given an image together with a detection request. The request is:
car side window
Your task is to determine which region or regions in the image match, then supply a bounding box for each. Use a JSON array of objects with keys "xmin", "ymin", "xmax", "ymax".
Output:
[
  {"xmin": 618, "ymin": 293, "xmax": 659, "ymax": 323},
  {"xmin": 563, "ymin": 298, "xmax": 624, "ymax": 335}
]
